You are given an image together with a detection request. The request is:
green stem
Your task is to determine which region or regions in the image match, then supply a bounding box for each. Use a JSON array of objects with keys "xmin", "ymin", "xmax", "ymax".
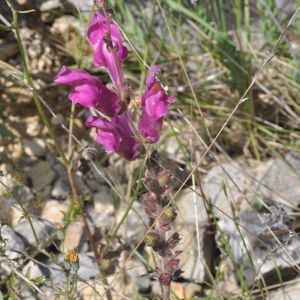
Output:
[
  {"xmin": 6, "ymin": 3, "xmax": 108, "ymax": 295},
  {"xmin": 0, "ymin": 181, "xmax": 39, "ymax": 246},
  {"xmin": 111, "ymin": 164, "xmax": 144, "ymax": 239},
  {"xmin": 8, "ymin": 0, "xmax": 68, "ymax": 166}
]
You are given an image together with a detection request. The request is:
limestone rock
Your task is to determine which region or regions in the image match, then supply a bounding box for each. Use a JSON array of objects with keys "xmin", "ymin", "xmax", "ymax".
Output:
[
  {"xmin": 255, "ymin": 153, "xmax": 300, "ymax": 209},
  {"xmin": 51, "ymin": 179, "xmax": 70, "ymax": 200},
  {"xmin": 23, "ymin": 138, "xmax": 46, "ymax": 158},
  {"xmin": 41, "ymin": 200, "xmax": 69, "ymax": 224},
  {"xmin": 218, "ymin": 203, "xmax": 300, "ymax": 286},
  {"xmin": 14, "ymin": 218, "xmax": 55, "ymax": 247},
  {"xmin": 267, "ymin": 277, "xmax": 300, "ymax": 299},
  {"xmin": 27, "ymin": 161, "xmax": 56, "ymax": 191},
  {"xmin": 0, "ymin": 225, "xmax": 25, "ymax": 259},
  {"xmin": 203, "ymin": 161, "xmax": 255, "ymax": 219},
  {"xmin": 174, "ymin": 188, "xmax": 216, "ymax": 284},
  {"xmin": 93, "ymin": 186, "xmax": 115, "ymax": 215}
]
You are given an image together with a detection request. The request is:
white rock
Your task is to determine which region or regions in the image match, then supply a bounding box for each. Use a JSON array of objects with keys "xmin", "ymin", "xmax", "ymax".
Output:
[
  {"xmin": 27, "ymin": 161, "xmax": 56, "ymax": 191},
  {"xmin": 174, "ymin": 189, "xmax": 213, "ymax": 283},
  {"xmin": 203, "ymin": 160, "xmax": 256, "ymax": 218},
  {"xmin": 116, "ymin": 200, "xmax": 149, "ymax": 244},
  {"xmin": 93, "ymin": 186, "xmax": 115, "ymax": 215},
  {"xmin": 41, "ymin": 200, "xmax": 69, "ymax": 224},
  {"xmin": 23, "ymin": 138, "xmax": 46, "ymax": 158},
  {"xmin": 77, "ymin": 253, "xmax": 100, "ymax": 280},
  {"xmin": 10, "ymin": 204, "xmax": 24, "ymax": 227},
  {"xmin": 267, "ymin": 278, "xmax": 300, "ymax": 300},
  {"xmin": 51, "ymin": 179, "xmax": 70, "ymax": 200},
  {"xmin": 15, "ymin": 185, "xmax": 34, "ymax": 204},
  {"xmin": 255, "ymin": 153, "xmax": 300, "ymax": 209},
  {"xmin": 0, "ymin": 225, "xmax": 25, "ymax": 259},
  {"xmin": 25, "ymin": 116, "xmax": 42, "ymax": 137},
  {"xmin": 14, "ymin": 218, "xmax": 55, "ymax": 246},
  {"xmin": 22, "ymin": 260, "xmax": 43, "ymax": 280}
]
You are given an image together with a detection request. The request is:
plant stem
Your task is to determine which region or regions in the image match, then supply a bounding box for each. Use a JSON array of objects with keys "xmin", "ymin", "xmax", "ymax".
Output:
[
  {"xmin": 159, "ymin": 227, "xmax": 170, "ymax": 300},
  {"xmin": 7, "ymin": 2, "xmax": 113, "ymax": 299}
]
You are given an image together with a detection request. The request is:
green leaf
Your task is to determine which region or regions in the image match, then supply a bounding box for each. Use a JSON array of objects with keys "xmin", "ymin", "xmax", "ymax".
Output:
[{"xmin": 0, "ymin": 123, "xmax": 14, "ymax": 137}]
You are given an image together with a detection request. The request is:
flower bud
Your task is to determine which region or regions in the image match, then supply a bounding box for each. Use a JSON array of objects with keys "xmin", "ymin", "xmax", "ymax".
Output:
[
  {"xmin": 64, "ymin": 249, "xmax": 79, "ymax": 273},
  {"xmin": 166, "ymin": 232, "xmax": 180, "ymax": 250},
  {"xmin": 144, "ymin": 176, "xmax": 163, "ymax": 194},
  {"xmin": 139, "ymin": 192, "xmax": 157, "ymax": 217},
  {"xmin": 158, "ymin": 272, "xmax": 172, "ymax": 285},
  {"xmin": 160, "ymin": 206, "xmax": 177, "ymax": 230},
  {"xmin": 145, "ymin": 150, "xmax": 160, "ymax": 176},
  {"xmin": 164, "ymin": 258, "xmax": 180, "ymax": 273},
  {"xmin": 145, "ymin": 231, "xmax": 166, "ymax": 252},
  {"xmin": 94, "ymin": 0, "xmax": 108, "ymax": 10},
  {"xmin": 63, "ymin": 258, "xmax": 71, "ymax": 271},
  {"xmin": 156, "ymin": 170, "xmax": 172, "ymax": 188}
]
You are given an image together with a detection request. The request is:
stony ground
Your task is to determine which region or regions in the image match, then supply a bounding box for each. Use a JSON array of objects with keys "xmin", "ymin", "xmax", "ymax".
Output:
[{"xmin": 1, "ymin": 0, "xmax": 300, "ymax": 299}]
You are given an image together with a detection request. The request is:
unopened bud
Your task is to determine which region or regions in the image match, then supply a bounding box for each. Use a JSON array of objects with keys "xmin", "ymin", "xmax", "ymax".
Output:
[
  {"xmin": 156, "ymin": 170, "xmax": 172, "ymax": 188},
  {"xmin": 140, "ymin": 192, "xmax": 157, "ymax": 217},
  {"xmin": 64, "ymin": 249, "xmax": 79, "ymax": 272},
  {"xmin": 158, "ymin": 272, "xmax": 172, "ymax": 285},
  {"xmin": 166, "ymin": 232, "xmax": 180, "ymax": 249},
  {"xmin": 145, "ymin": 231, "xmax": 166, "ymax": 252},
  {"xmin": 94, "ymin": 0, "xmax": 108, "ymax": 9},
  {"xmin": 164, "ymin": 258, "xmax": 180, "ymax": 273},
  {"xmin": 146, "ymin": 150, "xmax": 160, "ymax": 176},
  {"xmin": 144, "ymin": 176, "xmax": 162, "ymax": 194},
  {"xmin": 160, "ymin": 206, "xmax": 177, "ymax": 226}
]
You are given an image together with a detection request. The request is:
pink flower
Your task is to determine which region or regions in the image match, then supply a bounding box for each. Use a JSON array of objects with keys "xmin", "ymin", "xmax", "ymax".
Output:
[
  {"xmin": 87, "ymin": 12, "xmax": 128, "ymax": 86},
  {"xmin": 138, "ymin": 111, "xmax": 163, "ymax": 143},
  {"xmin": 85, "ymin": 114, "xmax": 143, "ymax": 160},
  {"xmin": 53, "ymin": 66, "xmax": 120, "ymax": 118},
  {"xmin": 141, "ymin": 66, "xmax": 175, "ymax": 119},
  {"xmin": 138, "ymin": 66, "xmax": 175, "ymax": 142}
]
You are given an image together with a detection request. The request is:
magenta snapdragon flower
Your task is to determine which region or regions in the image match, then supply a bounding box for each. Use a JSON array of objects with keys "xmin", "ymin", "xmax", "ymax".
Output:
[
  {"xmin": 85, "ymin": 114, "xmax": 143, "ymax": 160},
  {"xmin": 138, "ymin": 66, "xmax": 175, "ymax": 143},
  {"xmin": 53, "ymin": 66, "xmax": 120, "ymax": 118},
  {"xmin": 138, "ymin": 111, "xmax": 163, "ymax": 143},
  {"xmin": 54, "ymin": 8, "xmax": 175, "ymax": 160},
  {"xmin": 87, "ymin": 12, "xmax": 128, "ymax": 87}
]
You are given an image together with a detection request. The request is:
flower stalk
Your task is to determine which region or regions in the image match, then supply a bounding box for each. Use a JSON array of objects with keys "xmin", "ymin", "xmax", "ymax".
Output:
[
  {"xmin": 53, "ymin": 1, "xmax": 178, "ymax": 298},
  {"xmin": 6, "ymin": 0, "xmax": 107, "ymax": 296},
  {"xmin": 141, "ymin": 151, "xmax": 183, "ymax": 299}
]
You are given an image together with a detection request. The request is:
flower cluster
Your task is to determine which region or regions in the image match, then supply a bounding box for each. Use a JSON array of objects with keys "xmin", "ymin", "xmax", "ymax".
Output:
[
  {"xmin": 53, "ymin": 9, "xmax": 174, "ymax": 160},
  {"xmin": 140, "ymin": 151, "xmax": 182, "ymax": 286}
]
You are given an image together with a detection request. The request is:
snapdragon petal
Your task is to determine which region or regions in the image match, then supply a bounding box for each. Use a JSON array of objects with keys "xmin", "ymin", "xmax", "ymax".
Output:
[
  {"xmin": 138, "ymin": 65, "xmax": 175, "ymax": 142},
  {"xmin": 138, "ymin": 111, "xmax": 163, "ymax": 143},
  {"xmin": 141, "ymin": 66, "xmax": 175, "ymax": 119},
  {"xmin": 53, "ymin": 66, "xmax": 120, "ymax": 118},
  {"xmin": 87, "ymin": 12, "xmax": 128, "ymax": 86},
  {"xmin": 86, "ymin": 114, "xmax": 143, "ymax": 160},
  {"xmin": 53, "ymin": 65, "xmax": 98, "ymax": 85},
  {"xmin": 144, "ymin": 92, "xmax": 169, "ymax": 119},
  {"xmin": 86, "ymin": 116, "xmax": 120, "ymax": 152}
]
